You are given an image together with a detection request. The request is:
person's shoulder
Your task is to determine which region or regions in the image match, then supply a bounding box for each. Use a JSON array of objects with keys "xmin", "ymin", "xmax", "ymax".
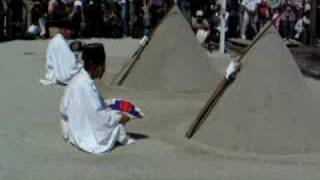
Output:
[
  {"xmin": 49, "ymin": 34, "xmax": 61, "ymax": 44},
  {"xmin": 69, "ymin": 69, "xmax": 91, "ymax": 90}
]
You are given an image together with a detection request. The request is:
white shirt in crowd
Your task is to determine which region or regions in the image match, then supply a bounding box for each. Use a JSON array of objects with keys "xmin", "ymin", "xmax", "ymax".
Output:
[
  {"xmin": 60, "ymin": 68, "xmax": 130, "ymax": 154},
  {"xmin": 42, "ymin": 34, "xmax": 82, "ymax": 85},
  {"xmin": 242, "ymin": 0, "xmax": 261, "ymax": 12}
]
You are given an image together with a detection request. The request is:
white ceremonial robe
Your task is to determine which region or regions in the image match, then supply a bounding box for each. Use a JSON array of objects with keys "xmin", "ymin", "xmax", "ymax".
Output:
[
  {"xmin": 45, "ymin": 34, "xmax": 82, "ymax": 84},
  {"xmin": 60, "ymin": 69, "xmax": 128, "ymax": 154}
]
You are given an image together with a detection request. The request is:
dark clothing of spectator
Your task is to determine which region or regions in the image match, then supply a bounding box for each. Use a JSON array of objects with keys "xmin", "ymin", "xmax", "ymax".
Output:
[
  {"xmin": 8, "ymin": 0, "xmax": 25, "ymax": 38},
  {"xmin": 149, "ymin": 0, "xmax": 164, "ymax": 27}
]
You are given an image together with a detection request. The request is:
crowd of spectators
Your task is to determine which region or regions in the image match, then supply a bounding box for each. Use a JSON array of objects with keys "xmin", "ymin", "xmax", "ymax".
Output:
[
  {"xmin": 178, "ymin": 0, "xmax": 314, "ymax": 48},
  {"xmin": 0, "ymin": 0, "xmax": 318, "ymax": 44},
  {"xmin": 27, "ymin": 0, "xmax": 173, "ymax": 39}
]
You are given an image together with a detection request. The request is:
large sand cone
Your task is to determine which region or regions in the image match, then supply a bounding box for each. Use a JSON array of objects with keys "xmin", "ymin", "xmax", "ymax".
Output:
[
  {"xmin": 121, "ymin": 5, "xmax": 221, "ymax": 92},
  {"xmin": 194, "ymin": 26, "xmax": 320, "ymax": 155}
]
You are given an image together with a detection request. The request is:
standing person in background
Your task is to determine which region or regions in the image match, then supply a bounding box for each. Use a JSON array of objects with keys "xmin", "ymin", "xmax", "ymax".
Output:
[
  {"xmin": 0, "ymin": 0, "xmax": 4, "ymax": 39},
  {"xmin": 83, "ymin": 0, "xmax": 96, "ymax": 37},
  {"xmin": 149, "ymin": 0, "xmax": 164, "ymax": 27},
  {"xmin": 7, "ymin": 0, "xmax": 25, "ymax": 38},
  {"xmin": 39, "ymin": 0, "xmax": 49, "ymax": 38},
  {"xmin": 118, "ymin": 0, "xmax": 130, "ymax": 36},
  {"xmin": 316, "ymin": 0, "xmax": 320, "ymax": 43},
  {"xmin": 29, "ymin": 0, "xmax": 48, "ymax": 38},
  {"xmin": 143, "ymin": 0, "xmax": 152, "ymax": 35},
  {"xmin": 48, "ymin": 0, "xmax": 66, "ymax": 21},
  {"xmin": 301, "ymin": 0, "xmax": 311, "ymax": 44},
  {"xmin": 192, "ymin": 10, "xmax": 210, "ymax": 32},
  {"xmin": 68, "ymin": 0, "xmax": 85, "ymax": 38},
  {"xmin": 131, "ymin": 0, "xmax": 145, "ymax": 38},
  {"xmin": 29, "ymin": 0, "xmax": 43, "ymax": 36},
  {"xmin": 257, "ymin": 0, "xmax": 271, "ymax": 30},
  {"xmin": 272, "ymin": 7, "xmax": 281, "ymax": 31},
  {"xmin": 84, "ymin": 0, "xmax": 103, "ymax": 37},
  {"xmin": 240, "ymin": 0, "xmax": 260, "ymax": 39},
  {"xmin": 228, "ymin": 0, "xmax": 240, "ymax": 38},
  {"xmin": 279, "ymin": 0, "xmax": 296, "ymax": 41},
  {"xmin": 192, "ymin": 10, "xmax": 210, "ymax": 45},
  {"xmin": 103, "ymin": 2, "xmax": 123, "ymax": 38}
]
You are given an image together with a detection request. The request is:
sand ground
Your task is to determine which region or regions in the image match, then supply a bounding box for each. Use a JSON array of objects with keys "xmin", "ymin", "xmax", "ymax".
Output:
[{"xmin": 0, "ymin": 39, "xmax": 320, "ymax": 180}]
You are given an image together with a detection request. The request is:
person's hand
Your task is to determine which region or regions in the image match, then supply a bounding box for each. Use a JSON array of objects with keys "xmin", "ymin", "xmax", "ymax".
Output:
[{"xmin": 120, "ymin": 114, "xmax": 130, "ymax": 125}]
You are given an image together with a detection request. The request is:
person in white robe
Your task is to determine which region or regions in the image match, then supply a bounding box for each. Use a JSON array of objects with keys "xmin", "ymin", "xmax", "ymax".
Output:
[
  {"xmin": 40, "ymin": 20, "xmax": 82, "ymax": 86},
  {"xmin": 60, "ymin": 43, "xmax": 134, "ymax": 155}
]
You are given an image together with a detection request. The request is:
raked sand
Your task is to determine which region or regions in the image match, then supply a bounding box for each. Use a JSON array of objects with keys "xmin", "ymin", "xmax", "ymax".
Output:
[{"xmin": 0, "ymin": 36, "xmax": 320, "ymax": 179}]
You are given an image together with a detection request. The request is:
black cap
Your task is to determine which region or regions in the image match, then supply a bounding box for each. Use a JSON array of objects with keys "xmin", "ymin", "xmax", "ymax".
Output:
[{"xmin": 82, "ymin": 43, "xmax": 106, "ymax": 66}]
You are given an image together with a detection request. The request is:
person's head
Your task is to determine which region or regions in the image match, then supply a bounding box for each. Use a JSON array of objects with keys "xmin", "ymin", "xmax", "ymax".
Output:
[
  {"xmin": 196, "ymin": 10, "xmax": 203, "ymax": 23},
  {"xmin": 82, "ymin": 43, "xmax": 106, "ymax": 79},
  {"xmin": 57, "ymin": 20, "xmax": 75, "ymax": 39},
  {"xmin": 74, "ymin": 0, "xmax": 82, "ymax": 13},
  {"xmin": 196, "ymin": 10, "xmax": 203, "ymax": 18}
]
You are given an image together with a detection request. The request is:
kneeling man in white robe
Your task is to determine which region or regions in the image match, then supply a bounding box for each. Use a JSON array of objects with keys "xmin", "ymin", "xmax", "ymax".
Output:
[
  {"xmin": 60, "ymin": 43, "xmax": 134, "ymax": 155},
  {"xmin": 40, "ymin": 20, "xmax": 82, "ymax": 86}
]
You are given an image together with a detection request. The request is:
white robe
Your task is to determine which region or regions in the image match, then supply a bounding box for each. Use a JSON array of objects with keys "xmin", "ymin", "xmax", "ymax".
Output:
[
  {"xmin": 45, "ymin": 34, "xmax": 82, "ymax": 84},
  {"xmin": 60, "ymin": 69, "xmax": 128, "ymax": 154}
]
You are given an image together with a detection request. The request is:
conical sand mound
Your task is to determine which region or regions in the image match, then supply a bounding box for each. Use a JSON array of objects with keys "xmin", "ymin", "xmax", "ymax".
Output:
[
  {"xmin": 121, "ymin": 6, "xmax": 221, "ymax": 92},
  {"xmin": 194, "ymin": 26, "xmax": 320, "ymax": 154}
]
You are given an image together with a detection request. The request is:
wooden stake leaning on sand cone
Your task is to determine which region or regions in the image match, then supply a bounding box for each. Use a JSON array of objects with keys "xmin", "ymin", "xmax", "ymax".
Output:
[
  {"xmin": 111, "ymin": 6, "xmax": 176, "ymax": 86},
  {"xmin": 185, "ymin": 20, "xmax": 276, "ymax": 139}
]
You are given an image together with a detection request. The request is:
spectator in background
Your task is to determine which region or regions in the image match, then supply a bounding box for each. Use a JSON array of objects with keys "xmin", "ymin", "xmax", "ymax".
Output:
[
  {"xmin": 317, "ymin": 0, "xmax": 320, "ymax": 43},
  {"xmin": 279, "ymin": 1, "xmax": 296, "ymax": 41},
  {"xmin": 0, "ymin": 0, "xmax": 4, "ymax": 39},
  {"xmin": 272, "ymin": 8, "xmax": 281, "ymax": 31},
  {"xmin": 294, "ymin": 12, "xmax": 304, "ymax": 41},
  {"xmin": 192, "ymin": 10, "xmax": 210, "ymax": 32},
  {"xmin": 131, "ymin": 0, "xmax": 145, "ymax": 38},
  {"xmin": 226, "ymin": 0, "xmax": 239, "ymax": 38},
  {"xmin": 192, "ymin": 10, "xmax": 210, "ymax": 44},
  {"xmin": 103, "ymin": 2, "xmax": 123, "ymax": 38},
  {"xmin": 257, "ymin": 0, "xmax": 271, "ymax": 30},
  {"xmin": 301, "ymin": 0, "xmax": 311, "ymax": 44},
  {"xmin": 149, "ymin": 0, "xmax": 165, "ymax": 27},
  {"xmin": 8, "ymin": 0, "xmax": 25, "ymax": 38},
  {"xmin": 240, "ymin": 0, "xmax": 260, "ymax": 39},
  {"xmin": 118, "ymin": 0, "xmax": 130, "ymax": 36},
  {"xmin": 29, "ymin": 0, "xmax": 48, "ymax": 38},
  {"xmin": 143, "ymin": 0, "xmax": 152, "ymax": 35},
  {"xmin": 48, "ymin": 0, "xmax": 67, "ymax": 21},
  {"xmin": 82, "ymin": 0, "xmax": 103, "ymax": 37},
  {"xmin": 68, "ymin": 0, "xmax": 85, "ymax": 38}
]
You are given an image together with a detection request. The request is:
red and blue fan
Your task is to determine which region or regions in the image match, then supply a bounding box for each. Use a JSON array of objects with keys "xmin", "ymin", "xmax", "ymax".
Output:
[{"xmin": 107, "ymin": 98, "xmax": 144, "ymax": 119}]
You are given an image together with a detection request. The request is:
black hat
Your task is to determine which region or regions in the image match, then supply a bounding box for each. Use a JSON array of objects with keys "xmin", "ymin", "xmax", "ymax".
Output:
[
  {"xmin": 82, "ymin": 43, "xmax": 106, "ymax": 66},
  {"xmin": 54, "ymin": 19, "xmax": 75, "ymax": 30}
]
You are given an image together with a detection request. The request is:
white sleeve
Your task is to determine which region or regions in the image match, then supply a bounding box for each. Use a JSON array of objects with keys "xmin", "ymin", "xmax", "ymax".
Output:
[{"xmin": 84, "ymin": 85, "xmax": 122, "ymax": 128}]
